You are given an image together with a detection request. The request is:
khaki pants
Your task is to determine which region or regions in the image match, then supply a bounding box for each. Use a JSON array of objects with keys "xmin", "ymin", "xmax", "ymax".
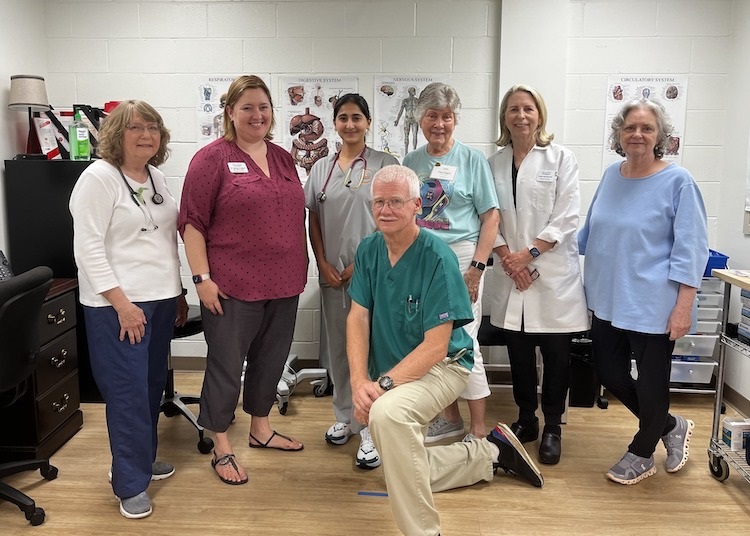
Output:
[{"xmin": 369, "ymin": 361, "xmax": 496, "ymax": 536}]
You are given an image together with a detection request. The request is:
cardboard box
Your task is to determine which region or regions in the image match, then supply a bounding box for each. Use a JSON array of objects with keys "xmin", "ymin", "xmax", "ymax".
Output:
[{"xmin": 722, "ymin": 418, "xmax": 750, "ymax": 451}]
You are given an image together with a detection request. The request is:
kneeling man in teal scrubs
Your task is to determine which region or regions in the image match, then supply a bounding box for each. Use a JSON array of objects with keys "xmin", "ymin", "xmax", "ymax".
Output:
[{"xmin": 346, "ymin": 165, "xmax": 543, "ymax": 536}]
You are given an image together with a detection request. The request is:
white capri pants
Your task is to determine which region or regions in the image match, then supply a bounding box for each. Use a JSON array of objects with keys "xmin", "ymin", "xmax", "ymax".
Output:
[{"xmin": 448, "ymin": 240, "xmax": 491, "ymax": 400}]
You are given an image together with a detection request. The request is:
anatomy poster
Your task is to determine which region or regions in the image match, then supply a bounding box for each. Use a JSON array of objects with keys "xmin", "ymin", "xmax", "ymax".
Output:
[
  {"xmin": 195, "ymin": 76, "xmax": 236, "ymax": 150},
  {"xmin": 373, "ymin": 77, "xmax": 436, "ymax": 160},
  {"xmin": 602, "ymin": 75, "xmax": 688, "ymax": 171},
  {"xmin": 281, "ymin": 76, "xmax": 358, "ymax": 180}
]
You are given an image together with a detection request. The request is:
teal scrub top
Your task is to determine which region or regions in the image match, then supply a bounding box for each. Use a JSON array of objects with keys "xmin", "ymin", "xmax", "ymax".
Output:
[{"xmin": 349, "ymin": 228, "xmax": 474, "ymax": 379}]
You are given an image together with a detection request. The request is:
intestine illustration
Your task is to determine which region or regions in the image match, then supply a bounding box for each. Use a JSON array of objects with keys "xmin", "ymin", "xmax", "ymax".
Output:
[{"xmin": 290, "ymin": 107, "xmax": 329, "ymax": 175}]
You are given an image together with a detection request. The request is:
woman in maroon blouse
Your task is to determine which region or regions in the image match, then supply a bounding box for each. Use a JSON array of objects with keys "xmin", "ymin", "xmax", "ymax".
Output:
[{"xmin": 179, "ymin": 75, "xmax": 308, "ymax": 485}]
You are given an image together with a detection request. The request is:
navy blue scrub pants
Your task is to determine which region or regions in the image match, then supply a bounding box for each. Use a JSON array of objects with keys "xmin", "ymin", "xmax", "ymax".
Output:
[{"xmin": 84, "ymin": 298, "xmax": 176, "ymax": 500}]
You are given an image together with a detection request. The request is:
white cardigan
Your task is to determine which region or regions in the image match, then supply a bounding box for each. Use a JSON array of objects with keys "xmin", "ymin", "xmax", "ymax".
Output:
[{"xmin": 487, "ymin": 143, "xmax": 589, "ymax": 333}]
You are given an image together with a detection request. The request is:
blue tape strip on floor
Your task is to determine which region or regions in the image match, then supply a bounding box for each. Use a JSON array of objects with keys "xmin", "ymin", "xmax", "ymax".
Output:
[{"xmin": 358, "ymin": 491, "xmax": 389, "ymax": 497}]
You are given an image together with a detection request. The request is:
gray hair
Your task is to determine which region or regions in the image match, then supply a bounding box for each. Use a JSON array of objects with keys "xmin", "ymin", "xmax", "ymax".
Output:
[
  {"xmin": 609, "ymin": 99, "xmax": 673, "ymax": 159},
  {"xmin": 371, "ymin": 165, "xmax": 420, "ymax": 199},
  {"xmin": 415, "ymin": 82, "xmax": 461, "ymax": 124}
]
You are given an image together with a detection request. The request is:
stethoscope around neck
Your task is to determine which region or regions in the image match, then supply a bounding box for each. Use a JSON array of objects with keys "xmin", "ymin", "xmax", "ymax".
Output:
[
  {"xmin": 316, "ymin": 145, "xmax": 368, "ymax": 203},
  {"xmin": 118, "ymin": 166, "xmax": 163, "ymax": 232},
  {"xmin": 118, "ymin": 166, "xmax": 164, "ymax": 206}
]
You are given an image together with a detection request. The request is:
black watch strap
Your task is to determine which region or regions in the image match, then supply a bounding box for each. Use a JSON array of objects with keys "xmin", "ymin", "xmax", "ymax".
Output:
[{"xmin": 470, "ymin": 260, "xmax": 486, "ymax": 271}]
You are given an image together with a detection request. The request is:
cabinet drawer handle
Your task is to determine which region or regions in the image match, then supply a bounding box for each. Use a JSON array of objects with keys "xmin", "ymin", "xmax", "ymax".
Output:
[
  {"xmin": 47, "ymin": 308, "xmax": 67, "ymax": 325},
  {"xmin": 50, "ymin": 349, "xmax": 68, "ymax": 368},
  {"xmin": 52, "ymin": 393, "xmax": 70, "ymax": 413}
]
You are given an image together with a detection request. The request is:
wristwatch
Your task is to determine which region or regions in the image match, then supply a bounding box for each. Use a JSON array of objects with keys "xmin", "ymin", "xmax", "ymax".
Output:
[
  {"xmin": 528, "ymin": 246, "xmax": 541, "ymax": 258},
  {"xmin": 469, "ymin": 260, "xmax": 486, "ymax": 272},
  {"xmin": 377, "ymin": 375, "xmax": 394, "ymax": 391},
  {"xmin": 192, "ymin": 273, "xmax": 211, "ymax": 284}
]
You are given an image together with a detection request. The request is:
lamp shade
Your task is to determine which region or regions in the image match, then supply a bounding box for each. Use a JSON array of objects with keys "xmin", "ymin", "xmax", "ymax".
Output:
[{"xmin": 8, "ymin": 74, "xmax": 50, "ymax": 112}]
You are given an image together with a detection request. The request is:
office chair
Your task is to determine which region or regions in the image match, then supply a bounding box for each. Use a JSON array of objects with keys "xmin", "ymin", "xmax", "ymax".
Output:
[
  {"xmin": 0, "ymin": 266, "xmax": 56, "ymax": 526},
  {"xmin": 160, "ymin": 305, "xmax": 214, "ymax": 454}
]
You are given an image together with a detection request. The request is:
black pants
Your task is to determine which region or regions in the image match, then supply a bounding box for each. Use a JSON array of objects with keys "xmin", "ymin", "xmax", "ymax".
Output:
[
  {"xmin": 591, "ymin": 316, "xmax": 677, "ymax": 457},
  {"xmin": 503, "ymin": 329, "xmax": 572, "ymax": 428}
]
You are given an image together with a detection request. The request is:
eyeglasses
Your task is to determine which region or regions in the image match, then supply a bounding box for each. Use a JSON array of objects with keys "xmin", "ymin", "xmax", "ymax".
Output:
[
  {"xmin": 125, "ymin": 123, "xmax": 160, "ymax": 134},
  {"xmin": 371, "ymin": 197, "xmax": 415, "ymax": 211}
]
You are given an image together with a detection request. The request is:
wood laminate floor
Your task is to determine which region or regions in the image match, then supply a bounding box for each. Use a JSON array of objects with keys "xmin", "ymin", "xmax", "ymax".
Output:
[{"xmin": 2, "ymin": 372, "xmax": 750, "ymax": 535}]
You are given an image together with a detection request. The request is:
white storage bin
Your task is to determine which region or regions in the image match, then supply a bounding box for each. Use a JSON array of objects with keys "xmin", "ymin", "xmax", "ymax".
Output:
[
  {"xmin": 696, "ymin": 293, "xmax": 724, "ymax": 307},
  {"xmin": 695, "ymin": 321, "xmax": 721, "ymax": 335},
  {"xmin": 673, "ymin": 334, "xmax": 718, "ymax": 357},
  {"xmin": 699, "ymin": 278, "xmax": 723, "ymax": 293},
  {"xmin": 670, "ymin": 359, "xmax": 717, "ymax": 384},
  {"xmin": 697, "ymin": 307, "xmax": 722, "ymax": 321}
]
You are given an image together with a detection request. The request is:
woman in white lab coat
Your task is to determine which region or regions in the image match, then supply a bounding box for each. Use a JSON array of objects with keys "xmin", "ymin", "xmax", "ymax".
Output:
[{"xmin": 488, "ymin": 85, "xmax": 589, "ymax": 465}]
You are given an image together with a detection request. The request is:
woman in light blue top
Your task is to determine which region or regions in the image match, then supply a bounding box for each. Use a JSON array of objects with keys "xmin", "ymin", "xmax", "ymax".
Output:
[
  {"xmin": 403, "ymin": 82, "xmax": 500, "ymax": 442},
  {"xmin": 579, "ymin": 98, "xmax": 708, "ymax": 485}
]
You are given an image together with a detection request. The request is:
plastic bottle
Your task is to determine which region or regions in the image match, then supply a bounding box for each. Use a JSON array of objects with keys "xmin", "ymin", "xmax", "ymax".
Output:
[{"xmin": 69, "ymin": 109, "xmax": 90, "ymax": 160}]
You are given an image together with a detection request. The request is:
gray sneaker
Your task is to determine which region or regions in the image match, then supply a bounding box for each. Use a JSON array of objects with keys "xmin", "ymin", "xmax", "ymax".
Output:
[
  {"xmin": 109, "ymin": 461, "xmax": 175, "ymax": 482},
  {"xmin": 606, "ymin": 452, "xmax": 656, "ymax": 485},
  {"xmin": 425, "ymin": 416, "xmax": 464, "ymax": 444},
  {"xmin": 119, "ymin": 491, "xmax": 152, "ymax": 519},
  {"xmin": 661, "ymin": 415, "xmax": 694, "ymax": 473},
  {"xmin": 151, "ymin": 461, "xmax": 175, "ymax": 481}
]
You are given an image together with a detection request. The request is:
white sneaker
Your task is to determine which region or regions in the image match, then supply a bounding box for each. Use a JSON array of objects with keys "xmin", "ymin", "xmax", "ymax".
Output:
[
  {"xmin": 325, "ymin": 422, "xmax": 354, "ymax": 445},
  {"xmin": 356, "ymin": 427, "xmax": 381, "ymax": 469}
]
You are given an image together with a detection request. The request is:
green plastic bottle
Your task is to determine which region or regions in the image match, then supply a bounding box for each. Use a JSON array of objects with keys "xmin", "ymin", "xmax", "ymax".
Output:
[{"xmin": 69, "ymin": 110, "xmax": 90, "ymax": 160}]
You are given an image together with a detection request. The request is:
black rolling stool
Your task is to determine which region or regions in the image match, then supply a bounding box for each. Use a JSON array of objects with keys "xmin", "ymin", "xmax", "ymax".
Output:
[{"xmin": 160, "ymin": 304, "xmax": 214, "ymax": 454}]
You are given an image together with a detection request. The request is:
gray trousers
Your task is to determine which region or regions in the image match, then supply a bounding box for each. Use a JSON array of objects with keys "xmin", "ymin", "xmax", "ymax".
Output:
[
  {"xmin": 197, "ymin": 295, "xmax": 299, "ymax": 432},
  {"xmin": 319, "ymin": 283, "xmax": 363, "ymax": 432}
]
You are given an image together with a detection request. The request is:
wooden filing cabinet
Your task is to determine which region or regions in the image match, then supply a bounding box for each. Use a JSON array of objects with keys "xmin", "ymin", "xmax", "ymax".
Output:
[{"xmin": 0, "ymin": 279, "xmax": 84, "ymax": 461}]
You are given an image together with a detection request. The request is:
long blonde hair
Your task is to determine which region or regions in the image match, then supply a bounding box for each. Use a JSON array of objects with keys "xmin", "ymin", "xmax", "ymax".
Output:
[{"xmin": 495, "ymin": 85, "xmax": 553, "ymax": 147}]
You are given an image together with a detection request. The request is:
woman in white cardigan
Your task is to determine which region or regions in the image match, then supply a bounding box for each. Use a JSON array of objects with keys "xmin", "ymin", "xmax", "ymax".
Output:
[{"xmin": 487, "ymin": 85, "xmax": 589, "ymax": 465}]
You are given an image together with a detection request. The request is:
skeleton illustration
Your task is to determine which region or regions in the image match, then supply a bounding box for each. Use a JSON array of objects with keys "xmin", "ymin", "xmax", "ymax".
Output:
[{"xmin": 290, "ymin": 107, "xmax": 329, "ymax": 175}]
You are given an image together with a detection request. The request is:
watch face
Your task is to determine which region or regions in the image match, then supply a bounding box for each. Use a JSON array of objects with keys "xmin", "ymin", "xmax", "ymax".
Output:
[
  {"xmin": 379, "ymin": 376, "xmax": 393, "ymax": 391},
  {"xmin": 192, "ymin": 275, "xmax": 204, "ymax": 284},
  {"xmin": 530, "ymin": 247, "xmax": 541, "ymax": 258}
]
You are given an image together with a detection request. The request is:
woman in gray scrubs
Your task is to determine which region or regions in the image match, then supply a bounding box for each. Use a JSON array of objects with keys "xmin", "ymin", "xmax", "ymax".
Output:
[{"xmin": 304, "ymin": 94, "xmax": 398, "ymax": 470}]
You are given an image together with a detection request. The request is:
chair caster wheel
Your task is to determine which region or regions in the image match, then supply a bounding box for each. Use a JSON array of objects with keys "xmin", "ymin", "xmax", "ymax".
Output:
[
  {"xmin": 41, "ymin": 464, "xmax": 58, "ymax": 480},
  {"xmin": 27, "ymin": 507, "xmax": 45, "ymax": 526},
  {"xmin": 198, "ymin": 437, "xmax": 214, "ymax": 454},
  {"xmin": 596, "ymin": 396, "xmax": 609, "ymax": 409},
  {"xmin": 279, "ymin": 402, "xmax": 288, "ymax": 415}
]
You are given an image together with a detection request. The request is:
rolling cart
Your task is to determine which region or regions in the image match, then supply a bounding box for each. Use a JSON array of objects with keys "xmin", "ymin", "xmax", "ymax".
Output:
[{"xmin": 707, "ymin": 269, "xmax": 750, "ymax": 482}]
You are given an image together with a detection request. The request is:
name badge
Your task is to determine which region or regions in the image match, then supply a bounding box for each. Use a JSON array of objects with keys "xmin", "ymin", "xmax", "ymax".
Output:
[
  {"xmin": 536, "ymin": 170, "xmax": 556, "ymax": 182},
  {"xmin": 429, "ymin": 164, "xmax": 457, "ymax": 181},
  {"xmin": 228, "ymin": 162, "xmax": 249, "ymax": 173}
]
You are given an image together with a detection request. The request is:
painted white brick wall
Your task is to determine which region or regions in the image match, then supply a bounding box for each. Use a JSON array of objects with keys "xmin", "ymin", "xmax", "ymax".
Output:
[{"xmin": 563, "ymin": 0, "xmax": 732, "ymax": 247}]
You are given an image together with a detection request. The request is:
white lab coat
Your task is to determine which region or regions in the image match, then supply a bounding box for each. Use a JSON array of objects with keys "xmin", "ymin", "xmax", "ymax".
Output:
[{"xmin": 487, "ymin": 143, "xmax": 589, "ymax": 333}]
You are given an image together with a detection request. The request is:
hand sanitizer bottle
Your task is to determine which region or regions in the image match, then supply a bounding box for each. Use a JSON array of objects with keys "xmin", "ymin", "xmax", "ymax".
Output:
[{"xmin": 69, "ymin": 109, "xmax": 91, "ymax": 160}]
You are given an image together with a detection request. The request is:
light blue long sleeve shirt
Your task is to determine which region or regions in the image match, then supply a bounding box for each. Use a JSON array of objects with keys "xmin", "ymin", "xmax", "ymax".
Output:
[{"xmin": 578, "ymin": 162, "xmax": 708, "ymax": 334}]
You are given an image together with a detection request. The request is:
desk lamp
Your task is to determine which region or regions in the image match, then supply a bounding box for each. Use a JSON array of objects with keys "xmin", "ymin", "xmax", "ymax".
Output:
[{"xmin": 8, "ymin": 74, "xmax": 51, "ymax": 154}]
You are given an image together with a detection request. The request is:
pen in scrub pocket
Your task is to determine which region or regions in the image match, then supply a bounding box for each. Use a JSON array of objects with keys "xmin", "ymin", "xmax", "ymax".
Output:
[{"xmin": 447, "ymin": 348, "xmax": 467, "ymax": 363}]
